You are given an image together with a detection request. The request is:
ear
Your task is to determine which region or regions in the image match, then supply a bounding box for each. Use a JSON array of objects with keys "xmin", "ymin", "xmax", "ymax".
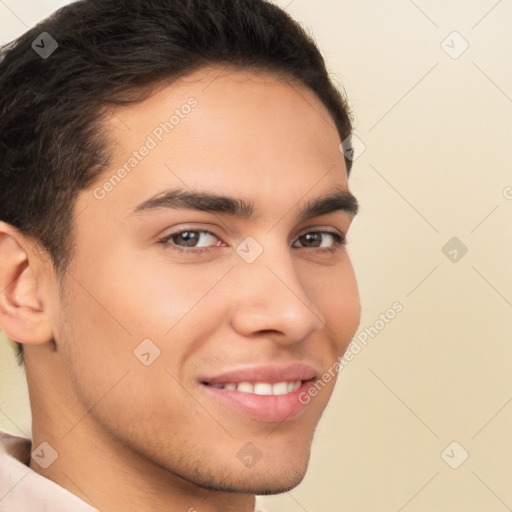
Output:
[{"xmin": 0, "ymin": 221, "xmax": 54, "ymax": 345}]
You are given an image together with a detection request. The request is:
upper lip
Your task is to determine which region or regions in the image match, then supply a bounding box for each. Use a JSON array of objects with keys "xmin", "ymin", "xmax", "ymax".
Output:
[{"xmin": 200, "ymin": 363, "xmax": 318, "ymax": 385}]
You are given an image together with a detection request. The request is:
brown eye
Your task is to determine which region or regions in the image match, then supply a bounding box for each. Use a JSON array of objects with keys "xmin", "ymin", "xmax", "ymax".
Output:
[
  {"xmin": 160, "ymin": 229, "xmax": 221, "ymax": 250},
  {"xmin": 293, "ymin": 231, "xmax": 345, "ymax": 250}
]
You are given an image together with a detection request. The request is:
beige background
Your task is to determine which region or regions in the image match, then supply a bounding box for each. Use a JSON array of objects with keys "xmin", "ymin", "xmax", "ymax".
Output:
[{"xmin": 1, "ymin": 1, "xmax": 511, "ymax": 510}]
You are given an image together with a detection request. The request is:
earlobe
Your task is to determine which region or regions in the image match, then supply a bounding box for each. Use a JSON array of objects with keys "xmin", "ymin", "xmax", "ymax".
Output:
[{"xmin": 0, "ymin": 222, "xmax": 54, "ymax": 345}]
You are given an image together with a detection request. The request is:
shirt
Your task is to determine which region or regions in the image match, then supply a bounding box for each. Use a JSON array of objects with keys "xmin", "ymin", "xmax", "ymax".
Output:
[{"xmin": 0, "ymin": 432, "xmax": 269, "ymax": 512}]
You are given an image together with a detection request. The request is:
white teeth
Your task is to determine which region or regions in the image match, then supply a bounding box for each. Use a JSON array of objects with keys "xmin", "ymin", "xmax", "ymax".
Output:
[
  {"xmin": 253, "ymin": 382, "xmax": 273, "ymax": 395},
  {"xmin": 272, "ymin": 382, "xmax": 289, "ymax": 395},
  {"xmin": 237, "ymin": 382, "xmax": 254, "ymax": 393},
  {"xmin": 208, "ymin": 380, "xmax": 303, "ymax": 395}
]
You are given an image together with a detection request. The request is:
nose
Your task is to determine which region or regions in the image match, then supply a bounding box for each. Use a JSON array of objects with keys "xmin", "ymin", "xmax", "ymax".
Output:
[{"xmin": 228, "ymin": 249, "xmax": 327, "ymax": 345}]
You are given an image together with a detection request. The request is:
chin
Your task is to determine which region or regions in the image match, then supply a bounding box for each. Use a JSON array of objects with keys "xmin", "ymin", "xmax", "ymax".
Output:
[
  {"xmin": 191, "ymin": 448, "xmax": 312, "ymax": 495},
  {"xmin": 247, "ymin": 468, "xmax": 309, "ymax": 495},
  {"xmin": 198, "ymin": 468, "xmax": 309, "ymax": 495}
]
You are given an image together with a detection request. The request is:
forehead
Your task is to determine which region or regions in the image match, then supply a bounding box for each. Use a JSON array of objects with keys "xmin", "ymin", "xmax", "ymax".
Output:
[{"xmin": 82, "ymin": 65, "xmax": 348, "ymax": 220}]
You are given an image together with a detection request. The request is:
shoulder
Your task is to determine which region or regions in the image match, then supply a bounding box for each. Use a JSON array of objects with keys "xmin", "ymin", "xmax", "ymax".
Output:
[
  {"xmin": 0, "ymin": 433, "xmax": 98, "ymax": 512},
  {"xmin": 0, "ymin": 431, "xmax": 31, "ymax": 464}
]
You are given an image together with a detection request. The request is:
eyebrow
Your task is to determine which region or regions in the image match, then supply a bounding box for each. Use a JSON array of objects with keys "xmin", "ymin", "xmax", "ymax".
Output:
[{"xmin": 130, "ymin": 186, "xmax": 358, "ymax": 222}]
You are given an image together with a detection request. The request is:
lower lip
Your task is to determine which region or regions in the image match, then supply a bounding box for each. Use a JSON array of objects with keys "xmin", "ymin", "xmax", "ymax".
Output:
[{"xmin": 200, "ymin": 381, "xmax": 315, "ymax": 423}]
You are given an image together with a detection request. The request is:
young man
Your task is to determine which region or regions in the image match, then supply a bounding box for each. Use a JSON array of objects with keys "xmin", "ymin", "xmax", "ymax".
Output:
[{"xmin": 0, "ymin": 1, "xmax": 360, "ymax": 511}]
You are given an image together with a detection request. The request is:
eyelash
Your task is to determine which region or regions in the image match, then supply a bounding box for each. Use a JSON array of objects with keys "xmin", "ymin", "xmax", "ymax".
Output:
[{"xmin": 158, "ymin": 228, "xmax": 346, "ymax": 255}]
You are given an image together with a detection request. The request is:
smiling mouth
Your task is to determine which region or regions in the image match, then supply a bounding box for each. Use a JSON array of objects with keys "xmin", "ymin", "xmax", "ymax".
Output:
[
  {"xmin": 202, "ymin": 380, "xmax": 311, "ymax": 395},
  {"xmin": 200, "ymin": 377, "xmax": 318, "ymax": 422}
]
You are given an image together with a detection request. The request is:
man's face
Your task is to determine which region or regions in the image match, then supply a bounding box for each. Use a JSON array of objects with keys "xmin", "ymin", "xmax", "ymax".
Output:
[{"xmin": 50, "ymin": 66, "xmax": 360, "ymax": 493}]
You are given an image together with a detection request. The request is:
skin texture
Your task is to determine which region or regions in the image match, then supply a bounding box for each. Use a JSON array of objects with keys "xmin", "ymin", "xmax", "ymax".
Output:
[{"xmin": 0, "ymin": 65, "xmax": 360, "ymax": 512}]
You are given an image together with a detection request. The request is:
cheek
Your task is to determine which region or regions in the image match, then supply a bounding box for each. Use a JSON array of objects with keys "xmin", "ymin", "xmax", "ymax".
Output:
[
  {"xmin": 55, "ymin": 286, "xmax": 134, "ymax": 411},
  {"xmin": 304, "ymin": 257, "xmax": 361, "ymax": 349},
  {"xmin": 55, "ymin": 283, "xmax": 196, "ymax": 434},
  {"xmin": 111, "ymin": 246, "xmax": 230, "ymax": 328}
]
